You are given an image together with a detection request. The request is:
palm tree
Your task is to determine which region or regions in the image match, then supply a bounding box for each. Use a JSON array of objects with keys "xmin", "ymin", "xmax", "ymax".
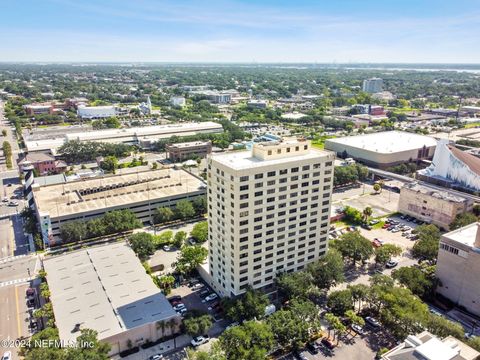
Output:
[
  {"xmin": 363, "ymin": 206, "xmax": 373, "ymax": 223},
  {"xmin": 168, "ymin": 318, "xmax": 178, "ymax": 348},
  {"xmin": 156, "ymin": 320, "xmax": 166, "ymax": 338}
]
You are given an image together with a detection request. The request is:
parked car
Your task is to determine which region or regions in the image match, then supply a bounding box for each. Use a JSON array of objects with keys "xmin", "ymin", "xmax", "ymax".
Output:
[
  {"xmin": 27, "ymin": 298, "xmax": 35, "ymax": 308},
  {"xmin": 8, "ymin": 201, "xmax": 18, "ymax": 207},
  {"xmin": 386, "ymin": 260, "xmax": 398, "ymax": 268},
  {"xmin": 369, "ymin": 219, "xmax": 380, "ymax": 225},
  {"xmin": 321, "ymin": 337, "xmax": 335, "ymax": 350},
  {"xmin": 173, "ymin": 303, "xmax": 186, "ymax": 311},
  {"xmin": 192, "ymin": 283, "xmax": 204, "ymax": 290},
  {"xmin": 176, "ymin": 307, "xmax": 187, "ymax": 315},
  {"xmin": 382, "ymin": 223, "xmax": 391, "ymax": 229},
  {"xmin": 203, "ymin": 293, "xmax": 218, "ymax": 302},
  {"xmin": 361, "ymin": 223, "xmax": 372, "ymax": 230},
  {"xmin": 351, "ymin": 324, "xmax": 366, "ymax": 335},
  {"xmin": 148, "ymin": 354, "xmax": 164, "ymax": 360},
  {"xmin": 294, "ymin": 351, "xmax": 308, "ymax": 360},
  {"xmin": 306, "ymin": 341, "xmax": 320, "ymax": 354},
  {"xmin": 162, "ymin": 245, "xmax": 171, "ymax": 251},
  {"xmin": 26, "ymin": 288, "xmax": 36, "ymax": 299},
  {"xmin": 391, "ymin": 227, "xmax": 401, "ymax": 233},
  {"xmin": 188, "ymin": 279, "xmax": 200, "ymax": 287},
  {"xmin": 365, "ymin": 316, "xmax": 381, "ymax": 329},
  {"xmin": 199, "ymin": 289, "xmax": 209, "ymax": 297},
  {"xmin": 191, "ymin": 335, "xmax": 209, "ymax": 347},
  {"xmin": 2, "ymin": 351, "xmax": 11, "ymax": 360}
]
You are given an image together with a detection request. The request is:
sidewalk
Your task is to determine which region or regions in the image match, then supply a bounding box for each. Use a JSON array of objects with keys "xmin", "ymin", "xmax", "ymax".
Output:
[{"xmin": 111, "ymin": 334, "xmax": 191, "ymax": 360}]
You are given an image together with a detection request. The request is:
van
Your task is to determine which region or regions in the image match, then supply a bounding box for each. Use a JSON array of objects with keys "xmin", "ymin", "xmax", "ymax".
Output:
[{"xmin": 264, "ymin": 304, "xmax": 276, "ymax": 317}]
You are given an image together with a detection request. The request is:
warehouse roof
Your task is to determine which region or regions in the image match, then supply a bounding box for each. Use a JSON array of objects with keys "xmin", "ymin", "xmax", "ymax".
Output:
[
  {"xmin": 326, "ymin": 131, "xmax": 438, "ymax": 154},
  {"xmin": 43, "ymin": 242, "xmax": 178, "ymax": 343},
  {"xmin": 34, "ymin": 168, "xmax": 205, "ymax": 218}
]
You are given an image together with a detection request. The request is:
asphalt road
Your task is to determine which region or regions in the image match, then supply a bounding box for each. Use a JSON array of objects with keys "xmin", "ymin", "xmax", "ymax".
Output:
[
  {"xmin": 0, "ymin": 216, "xmax": 29, "ymax": 259},
  {"xmin": 0, "ymin": 255, "xmax": 38, "ymax": 284},
  {"xmin": 0, "ymin": 283, "xmax": 31, "ymax": 360}
]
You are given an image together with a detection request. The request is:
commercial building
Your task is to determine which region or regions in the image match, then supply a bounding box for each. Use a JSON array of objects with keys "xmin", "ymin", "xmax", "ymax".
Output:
[
  {"xmin": 247, "ymin": 100, "xmax": 268, "ymax": 109},
  {"xmin": 204, "ymin": 138, "xmax": 335, "ymax": 297},
  {"xmin": 436, "ymin": 222, "xmax": 480, "ymax": 317},
  {"xmin": 24, "ymin": 104, "xmax": 54, "ymax": 116},
  {"xmin": 170, "ymin": 96, "xmax": 186, "ymax": 107},
  {"xmin": 324, "ymin": 131, "xmax": 437, "ymax": 169},
  {"xmin": 362, "ymin": 78, "xmax": 383, "ymax": 93},
  {"xmin": 43, "ymin": 242, "xmax": 180, "ymax": 356},
  {"xmin": 461, "ymin": 106, "xmax": 480, "ymax": 116},
  {"xmin": 398, "ymin": 182, "xmax": 473, "ymax": 230},
  {"xmin": 77, "ymin": 105, "xmax": 117, "ymax": 119},
  {"xmin": 24, "ymin": 122, "xmax": 223, "ymax": 153},
  {"xmin": 18, "ymin": 153, "xmax": 67, "ymax": 176},
  {"xmin": 32, "ymin": 168, "xmax": 206, "ymax": 245},
  {"xmin": 166, "ymin": 141, "xmax": 212, "ymax": 162},
  {"xmin": 382, "ymin": 331, "xmax": 479, "ymax": 360},
  {"xmin": 418, "ymin": 139, "xmax": 480, "ymax": 192}
]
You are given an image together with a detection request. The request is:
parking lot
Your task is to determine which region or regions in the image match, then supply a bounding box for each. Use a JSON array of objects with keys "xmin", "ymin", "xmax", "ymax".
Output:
[{"xmin": 332, "ymin": 181, "xmax": 400, "ymax": 218}]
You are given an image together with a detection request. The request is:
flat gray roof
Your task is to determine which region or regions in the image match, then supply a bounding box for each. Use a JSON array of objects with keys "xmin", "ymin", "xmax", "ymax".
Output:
[
  {"xmin": 43, "ymin": 242, "xmax": 177, "ymax": 343},
  {"xmin": 34, "ymin": 168, "xmax": 204, "ymax": 218},
  {"xmin": 443, "ymin": 222, "xmax": 479, "ymax": 248},
  {"xmin": 326, "ymin": 131, "xmax": 438, "ymax": 153}
]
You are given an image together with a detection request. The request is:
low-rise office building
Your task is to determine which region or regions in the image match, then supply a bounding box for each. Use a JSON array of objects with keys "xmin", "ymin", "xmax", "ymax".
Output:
[
  {"xmin": 18, "ymin": 153, "xmax": 67, "ymax": 176},
  {"xmin": 77, "ymin": 105, "xmax": 117, "ymax": 119},
  {"xmin": 24, "ymin": 122, "xmax": 223, "ymax": 153},
  {"xmin": 32, "ymin": 168, "xmax": 206, "ymax": 245},
  {"xmin": 398, "ymin": 183, "xmax": 473, "ymax": 230},
  {"xmin": 247, "ymin": 100, "xmax": 268, "ymax": 109},
  {"xmin": 43, "ymin": 242, "xmax": 180, "ymax": 356},
  {"xmin": 382, "ymin": 331, "xmax": 479, "ymax": 360},
  {"xmin": 324, "ymin": 131, "xmax": 437, "ymax": 169},
  {"xmin": 170, "ymin": 96, "xmax": 186, "ymax": 107},
  {"xmin": 436, "ymin": 222, "xmax": 480, "ymax": 317},
  {"xmin": 166, "ymin": 141, "xmax": 212, "ymax": 162}
]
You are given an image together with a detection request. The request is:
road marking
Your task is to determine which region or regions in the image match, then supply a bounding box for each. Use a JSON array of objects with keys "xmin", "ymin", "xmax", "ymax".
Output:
[
  {"xmin": 0, "ymin": 277, "xmax": 33, "ymax": 288},
  {"xmin": 15, "ymin": 285, "xmax": 21, "ymax": 338},
  {"xmin": 9, "ymin": 222, "xmax": 14, "ymax": 257}
]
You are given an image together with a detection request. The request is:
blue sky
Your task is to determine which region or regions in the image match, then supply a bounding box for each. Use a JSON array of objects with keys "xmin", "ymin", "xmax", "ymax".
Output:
[{"xmin": 1, "ymin": 0, "xmax": 479, "ymax": 63}]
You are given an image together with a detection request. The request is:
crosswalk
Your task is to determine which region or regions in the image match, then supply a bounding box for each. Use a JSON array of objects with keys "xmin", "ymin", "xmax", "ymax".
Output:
[
  {"xmin": 0, "ymin": 254, "xmax": 29, "ymax": 264},
  {"xmin": 0, "ymin": 276, "xmax": 34, "ymax": 287}
]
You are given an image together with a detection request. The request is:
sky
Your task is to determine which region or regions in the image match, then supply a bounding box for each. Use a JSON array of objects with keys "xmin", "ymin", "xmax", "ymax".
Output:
[{"xmin": 0, "ymin": 0, "xmax": 479, "ymax": 63}]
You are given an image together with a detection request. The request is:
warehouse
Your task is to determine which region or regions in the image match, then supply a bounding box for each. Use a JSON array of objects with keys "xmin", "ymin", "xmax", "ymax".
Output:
[
  {"xmin": 43, "ymin": 242, "xmax": 180, "ymax": 356},
  {"xmin": 32, "ymin": 168, "xmax": 206, "ymax": 245},
  {"xmin": 324, "ymin": 131, "xmax": 437, "ymax": 169}
]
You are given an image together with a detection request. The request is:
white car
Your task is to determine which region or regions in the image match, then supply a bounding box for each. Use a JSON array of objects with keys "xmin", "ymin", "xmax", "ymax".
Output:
[
  {"xmin": 192, "ymin": 283, "xmax": 204, "ymax": 290},
  {"xmin": 191, "ymin": 335, "xmax": 209, "ymax": 347},
  {"xmin": 162, "ymin": 245, "xmax": 171, "ymax": 251},
  {"xmin": 2, "ymin": 351, "xmax": 11, "ymax": 360},
  {"xmin": 202, "ymin": 293, "xmax": 218, "ymax": 302},
  {"xmin": 351, "ymin": 324, "xmax": 365, "ymax": 335},
  {"xmin": 148, "ymin": 355, "xmax": 163, "ymax": 360},
  {"xmin": 173, "ymin": 303, "xmax": 186, "ymax": 311}
]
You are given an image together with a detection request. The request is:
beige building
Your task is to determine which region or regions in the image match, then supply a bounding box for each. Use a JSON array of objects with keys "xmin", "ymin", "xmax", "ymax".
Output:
[
  {"xmin": 166, "ymin": 141, "xmax": 212, "ymax": 162},
  {"xmin": 398, "ymin": 183, "xmax": 473, "ymax": 230},
  {"xmin": 203, "ymin": 138, "xmax": 335, "ymax": 297},
  {"xmin": 43, "ymin": 243, "xmax": 180, "ymax": 356},
  {"xmin": 436, "ymin": 222, "xmax": 480, "ymax": 316},
  {"xmin": 32, "ymin": 168, "xmax": 206, "ymax": 245},
  {"xmin": 324, "ymin": 131, "xmax": 437, "ymax": 169},
  {"xmin": 382, "ymin": 331, "xmax": 480, "ymax": 360}
]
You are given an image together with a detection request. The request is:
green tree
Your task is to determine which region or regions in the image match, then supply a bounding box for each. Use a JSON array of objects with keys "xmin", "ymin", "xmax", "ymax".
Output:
[
  {"xmin": 175, "ymin": 245, "xmax": 208, "ymax": 275},
  {"xmin": 373, "ymin": 183, "xmax": 381, "ymax": 193},
  {"xmin": 192, "ymin": 196, "xmax": 207, "ymax": 214},
  {"xmin": 102, "ymin": 209, "xmax": 142, "ymax": 234},
  {"xmin": 129, "ymin": 232, "xmax": 155, "ymax": 260},
  {"xmin": 59, "ymin": 221, "xmax": 88, "ymax": 242},
  {"xmin": 157, "ymin": 275, "xmax": 175, "ymax": 295},
  {"xmin": 324, "ymin": 313, "xmax": 346, "ymax": 343},
  {"xmin": 155, "ymin": 230, "xmax": 174, "ymax": 247},
  {"xmin": 1, "ymin": 129, "xmax": 6, "ymax": 136},
  {"xmin": 334, "ymin": 231, "xmax": 374, "ymax": 265},
  {"xmin": 375, "ymin": 244, "xmax": 402, "ymax": 267},
  {"xmin": 411, "ymin": 224, "xmax": 441, "ymax": 262},
  {"xmin": 347, "ymin": 284, "xmax": 370, "ymax": 312},
  {"xmin": 307, "ymin": 249, "xmax": 345, "ymax": 290},
  {"xmin": 343, "ymin": 206, "xmax": 363, "ymax": 224},
  {"xmin": 65, "ymin": 328, "xmax": 111, "ymax": 360},
  {"xmin": 175, "ymin": 199, "xmax": 196, "ymax": 220},
  {"xmin": 100, "ymin": 155, "xmax": 118, "ymax": 173},
  {"xmin": 362, "ymin": 206, "xmax": 373, "ymax": 222},
  {"xmin": 219, "ymin": 321, "xmax": 274, "ymax": 360},
  {"xmin": 275, "ymin": 270, "xmax": 314, "ymax": 300},
  {"xmin": 184, "ymin": 314, "xmax": 213, "ymax": 337},
  {"xmin": 392, "ymin": 266, "xmax": 438, "ymax": 299},
  {"xmin": 224, "ymin": 286, "xmax": 269, "ymax": 322},
  {"xmin": 173, "ymin": 231, "xmax": 187, "ymax": 248},
  {"xmin": 267, "ymin": 300, "xmax": 321, "ymax": 350},
  {"xmin": 425, "ymin": 314, "xmax": 464, "ymax": 339},
  {"xmin": 190, "ymin": 221, "xmax": 208, "ymax": 243},
  {"xmin": 327, "ymin": 289, "xmax": 354, "ymax": 316},
  {"xmin": 344, "ymin": 309, "xmax": 365, "ymax": 328},
  {"xmin": 449, "ymin": 212, "xmax": 477, "ymax": 230},
  {"xmin": 154, "ymin": 207, "xmax": 174, "ymax": 224}
]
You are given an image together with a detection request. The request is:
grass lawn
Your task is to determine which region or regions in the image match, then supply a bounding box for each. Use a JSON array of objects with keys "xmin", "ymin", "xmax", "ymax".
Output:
[
  {"xmin": 465, "ymin": 122, "xmax": 480, "ymax": 129},
  {"xmin": 311, "ymin": 141, "xmax": 325, "ymax": 149}
]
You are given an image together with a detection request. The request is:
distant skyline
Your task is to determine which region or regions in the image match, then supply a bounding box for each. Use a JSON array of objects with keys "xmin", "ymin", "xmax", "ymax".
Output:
[{"xmin": 1, "ymin": 0, "xmax": 480, "ymax": 63}]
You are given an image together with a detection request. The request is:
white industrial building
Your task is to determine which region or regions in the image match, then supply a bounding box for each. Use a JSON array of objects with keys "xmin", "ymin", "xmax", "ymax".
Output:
[
  {"xmin": 43, "ymin": 243, "xmax": 180, "ymax": 356},
  {"xmin": 24, "ymin": 121, "xmax": 224, "ymax": 153},
  {"xmin": 324, "ymin": 131, "xmax": 437, "ymax": 169},
  {"xmin": 202, "ymin": 138, "xmax": 335, "ymax": 297},
  {"xmin": 170, "ymin": 96, "xmax": 186, "ymax": 107},
  {"xmin": 77, "ymin": 105, "xmax": 117, "ymax": 119}
]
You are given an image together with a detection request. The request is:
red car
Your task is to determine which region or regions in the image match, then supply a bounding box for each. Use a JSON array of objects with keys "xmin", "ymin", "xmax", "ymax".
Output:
[{"xmin": 382, "ymin": 223, "xmax": 391, "ymax": 229}]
